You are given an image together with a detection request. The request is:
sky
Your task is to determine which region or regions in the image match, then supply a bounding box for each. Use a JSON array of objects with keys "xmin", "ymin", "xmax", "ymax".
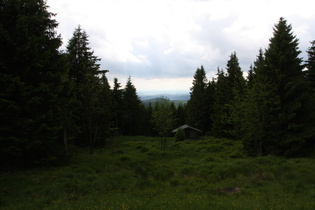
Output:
[{"xmin": 48, "ymin": 0, "xmax": 315, "ymax": 94}]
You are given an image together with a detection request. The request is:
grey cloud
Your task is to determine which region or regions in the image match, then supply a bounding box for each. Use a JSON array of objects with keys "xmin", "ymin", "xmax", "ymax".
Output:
[
  {"xmin": 101, "ymin": 36, "xmax": 207, "ymax": 79},
  {"xmin": 97, "ymin": 12, "xmax": 313, "ymax": 83}
]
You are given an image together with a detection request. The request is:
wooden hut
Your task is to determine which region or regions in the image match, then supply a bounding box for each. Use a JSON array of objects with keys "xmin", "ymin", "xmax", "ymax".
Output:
[{"xmin": 172, "ymin": 124, "xmax": 202, "ymax": 139}]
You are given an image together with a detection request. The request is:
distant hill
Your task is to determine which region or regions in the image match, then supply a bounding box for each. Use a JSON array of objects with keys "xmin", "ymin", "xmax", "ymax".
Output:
[
  {"xmin": 140, "ymin": 93, "xmax": 190, "ymax": 101},
  {"xmin": 140, "ymin": 93, "xmax": 190, "ymax": 107}
]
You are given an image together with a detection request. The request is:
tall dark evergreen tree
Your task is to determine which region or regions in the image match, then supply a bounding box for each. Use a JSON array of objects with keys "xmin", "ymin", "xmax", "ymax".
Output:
[
  {"xmin": 0, "ymin": 0, "xmax": 68, "ymax": 169},
  {"xmin": 245, "ymin": 18, "xmax": 314, "ymax": 156},
  {"xmin": 226, "ymin": 52, "xmax": 246, "ymax": 138},
  {"xmin": 142, "ymin": 102, "xmax": 155, "ymax": 136},
  {"xmin": 212, "ymin": 68, "xmax": 229, "ymax": 137},
  {"xmin": 66, "ymin": 26, "xmax": 102, "ymax": 154},
  {"xmin": 246, "ymin": 65, "xmax": 254, "ymax": 89},
  {"xmin": 121, "ymin": 77, "xmax": 142, "ymax": 135},
  {"xmin": 56, "ymin": 52, "xmax": 76, "ymax": 157},
  {"xmin": 305, "ymin": 41, "xmax": 315, "ymax": 152},
  {"xmin": 212, "ymin": 53, "xmax": 245, "ymax": 138},
  {"xmin": 307, "ymin": 40, "xmax": 315, "ymax": 87},
  {"xmin": 226, "ymin": 52, "xmax": 246, "ymax": 99},
  {"xmin": 241, "ymin": 49, "xmax": 272, "ymax": 156},
  {"xmin": 175, "ymin": 103, "xmax": 187, "ymax": 128},
  {"xmin": 97, "ymin": 73, "xmax": 112, "ymax": 145},
  {"xmin": 111, "ymin": 78, "xmax": 123, "ymax": 132},
  {"xmin": 204, "ymin": 78, "xmax": 216, "ymax": 134},
  {"xmin": 186, "ymin": 66, "xmax": 208, "ymax": 133}
]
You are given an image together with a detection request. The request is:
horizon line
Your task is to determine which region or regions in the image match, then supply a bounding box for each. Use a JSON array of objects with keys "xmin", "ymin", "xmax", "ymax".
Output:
[{"xmin": 137, "ymin": 90, "xmax": 189, "ymax": 95}]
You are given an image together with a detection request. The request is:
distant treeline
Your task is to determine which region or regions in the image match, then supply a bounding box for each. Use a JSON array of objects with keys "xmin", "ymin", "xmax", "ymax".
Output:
[
  {"xmin": 1, "ymin": 1, "xmax": 315, "ymax": 171},
  {"xmin": 142, "ymin": 98, "xmax": 188, "ymax": 107}
]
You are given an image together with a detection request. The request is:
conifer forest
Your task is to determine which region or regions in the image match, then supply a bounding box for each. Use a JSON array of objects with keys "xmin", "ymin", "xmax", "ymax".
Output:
[{"xmin": 1, "ymin": 0, "xmax": 315, "ymax": 170}]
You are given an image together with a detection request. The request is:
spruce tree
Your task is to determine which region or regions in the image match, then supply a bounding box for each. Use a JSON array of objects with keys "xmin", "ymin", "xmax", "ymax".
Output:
[
  {"xmin": 212, "ymin": 53, "xmax": 245, "ymax": 138},
  {"xmin": 137, "ymin": 103, "xmax": 151, "ymax": 136},
  {"xmin": 0, "ymin": 0, "xmax": 67, "ymax": 169},
  {"xmin": 246, "ymin": 65, "xmax": 254, "ymax": 89},
  {"xmin": 212, "ymin": 68, "xmax": 229, "ymax": 137},
  {"xmin": 307, "ymin": 41, "xmax": 315, "ymax": 87},
  {"xmin": 241, "ymin": 49, "xmax": 272, "ymax": 156},
  {"xmin": 186, "ymin": 66, "xmax": 208, "ymax": 133},
  {"xmin": 226, "ymin": 52, "xmax": 246, "ymax": 138},
  {"xmin": 112, "ymin": 78, "xmax": 123, "ymax": 132},
  {"xmin": 226, "ymin": 52, "xmax": 245, "ymax": 100},
  {"xmin": 97, "ymin": 73, "xmax": 112, "ymax": 144},
  {"xmin": 55, "ymin": 52, "xmax": 76, "ymax": 157},
  {"xmin": 305, "ymin": 41, "xmax": 315, "ymax": 152},
  {"xmin": 66, "ymin": 26, "xmax": 102, "ymax": 154},
  {"xmin": 262, "ymin": 18, "xmax": 312, "ymax": 156},
  {"xmin": 204, "ymin": 78, "xmax": 216, "ymax": 134},
  {"xmin": 121, "ymin": 77, "xmax": 142, "ymax": 135},
  {"xmin": 175, "ymin": 103, "xmax": 187, "ymax": 128},
  {"xmin": 242, "ymin": 19, "xmax": 314, "ymax": 156},
  {"xmin": 142, "ymin": 102, "xmax": 155, "ymax": 136}
]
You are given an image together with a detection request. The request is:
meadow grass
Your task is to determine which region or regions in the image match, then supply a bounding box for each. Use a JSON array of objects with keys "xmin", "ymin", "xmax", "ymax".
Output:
[{"xmin": 1, "ymin": 136, "xmax": 315, "ymax": 209}]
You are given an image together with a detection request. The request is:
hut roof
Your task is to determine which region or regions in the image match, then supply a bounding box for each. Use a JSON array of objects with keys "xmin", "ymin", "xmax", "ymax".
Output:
[{"xmin": 172, "ymin": 124, "xmax": 202, "ymax": 133}]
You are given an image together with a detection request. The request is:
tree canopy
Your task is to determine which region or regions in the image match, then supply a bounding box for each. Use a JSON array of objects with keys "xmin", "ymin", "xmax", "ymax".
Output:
[
  {"xmin": 187, "ymin": 66, "xmax": 208, "ymax": 133},
  {"xmin": 151, "ymin": 97, "xmax": 175, "ymax": 150},
  {"xmin": 0, "ymin": 0, "xmax": 67, "ymax": 169}
]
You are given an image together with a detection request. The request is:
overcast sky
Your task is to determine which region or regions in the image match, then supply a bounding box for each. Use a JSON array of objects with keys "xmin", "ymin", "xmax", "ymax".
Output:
[{"xmin": 48, "ymin": 0, "xmax": 315, "ymax": 94}]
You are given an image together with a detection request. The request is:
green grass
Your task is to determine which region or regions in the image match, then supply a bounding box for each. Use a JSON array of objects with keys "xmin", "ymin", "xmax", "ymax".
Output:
[{"xmin": 1, "ymin": 136, "xmax": 315, "ymax": 209}]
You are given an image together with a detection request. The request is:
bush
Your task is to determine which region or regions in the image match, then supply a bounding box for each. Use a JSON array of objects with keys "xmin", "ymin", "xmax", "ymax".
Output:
[{"xmin": 175, "ymin": 128, "xmax": 185, "ymax": 141}]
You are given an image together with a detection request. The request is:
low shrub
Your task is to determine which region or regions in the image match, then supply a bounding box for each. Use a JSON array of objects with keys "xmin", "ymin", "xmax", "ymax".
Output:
[{"xmin": 175, "ymin": 128, "xmax": 185, "ymax": 141}]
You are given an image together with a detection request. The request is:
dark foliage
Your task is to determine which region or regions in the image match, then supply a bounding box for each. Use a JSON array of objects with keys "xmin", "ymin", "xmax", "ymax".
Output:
[
  {"xmin": 121, "ymin": 77, "xmax": 142, "ymax": 135},
  {"xmin": 186, "ymin": 66, "xmax": 212, "ymax": 134},
  {"xmin": 0, "ymin": 0, "xmax": 69, "ymax": 170}
]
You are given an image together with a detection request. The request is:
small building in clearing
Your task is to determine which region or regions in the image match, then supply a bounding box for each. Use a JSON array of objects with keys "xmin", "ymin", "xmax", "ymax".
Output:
[{"xmin": 172, "ymin": 124, "xmax": 202, "ymax": 139}]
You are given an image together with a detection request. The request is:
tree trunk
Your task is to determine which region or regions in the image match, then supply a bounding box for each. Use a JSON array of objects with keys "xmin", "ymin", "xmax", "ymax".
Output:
[
  {"xmin": 88, "ymin": 117, "xmax": 94, "ymax": 155},
  {"xmin": 63, "ymin": 128, "xmax": 69, "ymax": 156},
  {"xmin": 259, "ymin": 138, "xmax": 262, "ymax": 156}
]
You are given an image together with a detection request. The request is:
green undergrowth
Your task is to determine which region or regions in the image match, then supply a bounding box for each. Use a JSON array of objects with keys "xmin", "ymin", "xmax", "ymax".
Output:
[{"xmin": 1, "ymin": 136, "xmax": 315, "ymax": 209}]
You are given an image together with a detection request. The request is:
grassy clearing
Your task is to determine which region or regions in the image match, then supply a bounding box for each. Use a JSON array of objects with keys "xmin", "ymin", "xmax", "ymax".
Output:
[{"xmin": 1, "ymin": 136, "xmax": 315, "ymax": 209}]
